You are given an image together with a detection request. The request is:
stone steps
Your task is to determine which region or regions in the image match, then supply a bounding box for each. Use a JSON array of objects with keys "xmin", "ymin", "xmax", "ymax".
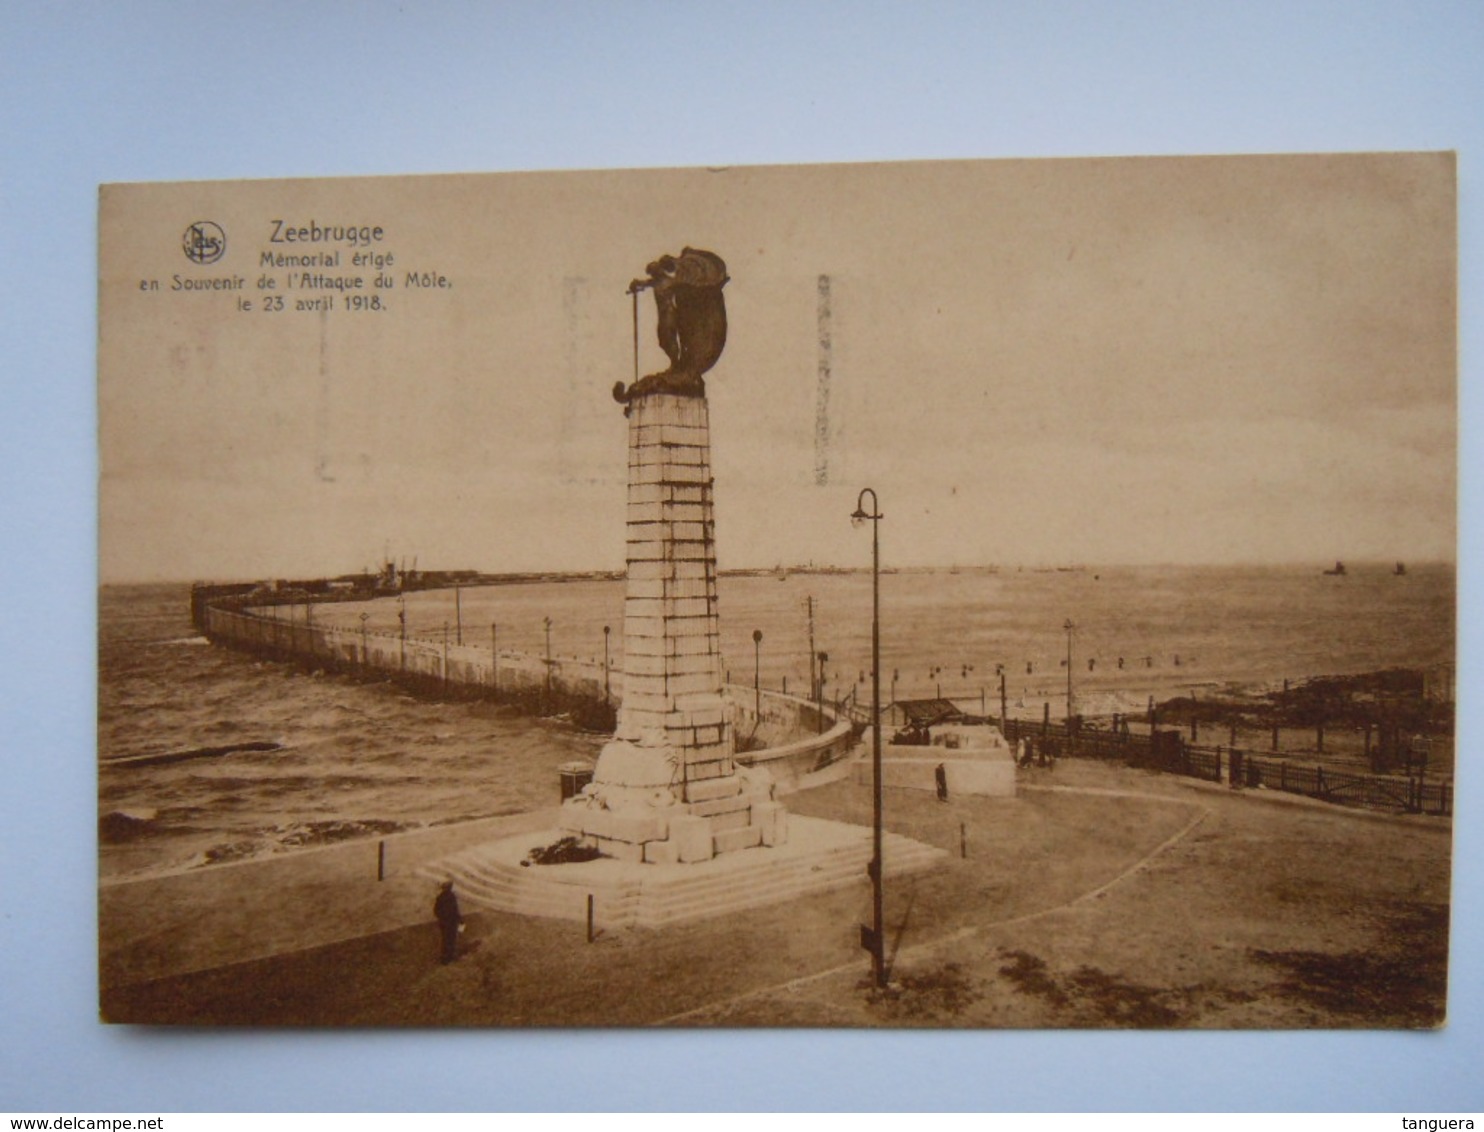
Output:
[
  {"xmin": 420, "ymin": 818, "xmax": 948, "ymax": 931},
  {"xmin": 633, "ymin": 832, "xmax": 945, "ymax": 928},
  {"xmin": 421, "ymin": 851, "xmax": 638, "ymax": 924}
]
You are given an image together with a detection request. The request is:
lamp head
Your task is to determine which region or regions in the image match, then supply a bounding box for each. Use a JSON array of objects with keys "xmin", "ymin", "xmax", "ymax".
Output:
[{"xmin": 852, "ymin": 486, "xmax": 882, "ymax": 521}]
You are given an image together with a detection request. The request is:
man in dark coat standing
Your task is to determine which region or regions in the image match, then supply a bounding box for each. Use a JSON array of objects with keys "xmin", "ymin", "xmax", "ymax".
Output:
[{"xmin": 434, "ymin": 880, "xmax": 463, "ymax": 964}]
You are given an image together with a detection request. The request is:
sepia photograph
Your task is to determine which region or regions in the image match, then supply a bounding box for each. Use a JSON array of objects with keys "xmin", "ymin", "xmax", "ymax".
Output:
[{"xmin": 96, "ymin": 153, "xmax": 1456, "ymax": 1029}]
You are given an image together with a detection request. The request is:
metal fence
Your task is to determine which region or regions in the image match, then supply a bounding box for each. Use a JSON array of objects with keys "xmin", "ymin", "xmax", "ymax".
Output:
[
  {"xmin": 999, "ymin": 716, "xmax": 1451, "ymax": 817},
  {"xmin": 1226, "ymin": 749, "xmax": 1452, "ymax": 816}
]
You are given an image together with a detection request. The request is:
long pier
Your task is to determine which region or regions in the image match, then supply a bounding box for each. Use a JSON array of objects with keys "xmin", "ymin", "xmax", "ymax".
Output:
[{"xmin": 193, "ymin": 586, "xmax": 857, "ymax": 788}]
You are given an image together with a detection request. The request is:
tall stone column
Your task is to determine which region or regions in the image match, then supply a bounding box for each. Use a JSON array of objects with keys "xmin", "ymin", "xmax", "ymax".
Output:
[
  {"xmin": 608, "ymin": 392, "xmax": 732, "ymax": 794},
  {"xmin": 561, "ymin": 247, "xmax": 786, "ymax": 864}
]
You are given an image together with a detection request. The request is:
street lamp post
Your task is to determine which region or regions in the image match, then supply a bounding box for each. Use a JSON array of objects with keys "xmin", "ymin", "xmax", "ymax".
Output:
[
  {"xmin": 603, "ymin": 625, "xmax": 611, "ymax": 705},
  {"xmin": 752, "ymin": 629, "xmax": 763, "ymax": 719},
  {"xmin": 816, "ymin": 650, "xmax": 829, "ymax": 734},
  {"xmin": 851, "ymin": 487, "xmax": 886, "ymax": 989},
  {"xmin": 1063, "ymin": 618, "xmax": 1077, "ymax": 755},
  {"xmin": 1064, "ymin": 618, "xmax": 1075, "ymax": 724},
  {"xmin": 543, "ymin": 616, "xmax": 554, "ymax": 702}
]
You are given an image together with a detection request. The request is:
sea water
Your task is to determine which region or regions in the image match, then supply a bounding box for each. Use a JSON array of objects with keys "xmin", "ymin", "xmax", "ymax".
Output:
[{"xmin": 99, "ymin": 564, "xmax": 1453, "ymax": 879}]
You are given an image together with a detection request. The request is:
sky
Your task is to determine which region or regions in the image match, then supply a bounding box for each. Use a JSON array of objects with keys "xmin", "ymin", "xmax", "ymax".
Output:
[{"xmin": 99, "ymin": 153, "xmax": 1456, "ymax": 582}]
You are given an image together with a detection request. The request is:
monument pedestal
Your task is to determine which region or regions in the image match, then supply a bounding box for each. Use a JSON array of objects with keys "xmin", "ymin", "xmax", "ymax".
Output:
[{"xmin": 562, "ymin": 391, "xmax": 787, "ymax": 861}]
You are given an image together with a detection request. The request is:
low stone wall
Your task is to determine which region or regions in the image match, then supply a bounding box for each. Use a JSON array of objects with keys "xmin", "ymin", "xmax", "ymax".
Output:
[
  {"xmin": 852, "ymin": 747, "xmax": 1017, "ymax": 797},
  {"xmin": 728, "ymin": 685, "xmax": 858, "ymax": 791},
  {"xmin": 850, "ymin": 721, "xmax": 1018, "ymax": 798}
]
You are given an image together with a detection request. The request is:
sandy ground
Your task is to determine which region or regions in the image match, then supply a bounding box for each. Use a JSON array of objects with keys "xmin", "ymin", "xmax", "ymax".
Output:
[{"xmin": 99, "ymin": 760, "xmax": 1451, "ymax": 1028}]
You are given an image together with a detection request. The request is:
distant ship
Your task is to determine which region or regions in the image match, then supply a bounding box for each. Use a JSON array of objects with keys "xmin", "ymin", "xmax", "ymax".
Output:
[
  {"xmin": 1323, "ymin": 561, "xmax": 1347, "ymax": 576},
  {"xmin": 1394, "ymin": 561, "xmax": 1407, "ymax": 576}
]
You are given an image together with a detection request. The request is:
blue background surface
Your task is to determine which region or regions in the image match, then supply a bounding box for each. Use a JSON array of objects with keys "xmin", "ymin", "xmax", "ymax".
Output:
[{"xmin": 2, "ymin": 0, "xmax": 1481, "ymax": 1112}]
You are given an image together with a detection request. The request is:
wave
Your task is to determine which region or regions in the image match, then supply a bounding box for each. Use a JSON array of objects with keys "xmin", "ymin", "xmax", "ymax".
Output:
[
  {"xmin": 98, "ymin": 809, "xmax": 159, "ymax": 843},
  {"xmin": 190, "ymin": 818, "xmax": 419, "ymax": 868},
  {"xmin": 269, "ymin": 817, "xmax": 415, "ymax": 849}
]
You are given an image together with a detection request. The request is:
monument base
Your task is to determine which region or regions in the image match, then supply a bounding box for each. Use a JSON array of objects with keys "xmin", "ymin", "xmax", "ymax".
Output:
[
  {"xmin": 421, "ymin": 814, "xmax": 946, "ymax": 931},
  {"xmin": 560, "ymin": 737, "xmax": 788, "ymax": 863}
]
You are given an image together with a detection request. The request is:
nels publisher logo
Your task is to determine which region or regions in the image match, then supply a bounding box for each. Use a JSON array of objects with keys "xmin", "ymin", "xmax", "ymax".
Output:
[{"xmin": 182, "ymin": 220, "xmax": 226, "ymax": 265}]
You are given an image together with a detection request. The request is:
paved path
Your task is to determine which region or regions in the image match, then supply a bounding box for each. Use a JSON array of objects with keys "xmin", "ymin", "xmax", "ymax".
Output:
[{"xmin": 98, "ymin": 761, "xmax": 1452, "ymax": 1027}]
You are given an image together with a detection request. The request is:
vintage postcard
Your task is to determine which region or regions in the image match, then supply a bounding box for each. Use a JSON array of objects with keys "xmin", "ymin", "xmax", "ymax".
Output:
[{"xmin": 98, "ymin": 154, "xmax": 1455, "ymax": 1027}]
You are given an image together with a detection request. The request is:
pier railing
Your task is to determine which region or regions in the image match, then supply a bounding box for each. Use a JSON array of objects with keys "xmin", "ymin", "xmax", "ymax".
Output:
[
  {"xmin": 198, "ymin": 599, "xmax": 854, "ymax": 767},
  {"xmin": 202, "ymin": 602, "xmax": 616, "ymax": 707}
]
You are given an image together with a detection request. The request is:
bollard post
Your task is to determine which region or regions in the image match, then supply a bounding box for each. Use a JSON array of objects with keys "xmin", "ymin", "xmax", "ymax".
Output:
[
  {"xmin": 587, "ymin": 894, "xmax": 595, "ymax": 943},
  {"xmin": 377, "ymin": 839, "xmax": 386, "ymax": 881},
  {"xmin": 960, "ymin": 822, "xmax": 967, "ymax": 859}
]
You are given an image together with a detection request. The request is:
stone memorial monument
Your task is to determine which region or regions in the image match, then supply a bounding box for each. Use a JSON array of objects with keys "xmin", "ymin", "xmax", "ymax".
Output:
[{"xmin": 562, "ymin": 248, "xmax": 787, "ymax": 863}]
